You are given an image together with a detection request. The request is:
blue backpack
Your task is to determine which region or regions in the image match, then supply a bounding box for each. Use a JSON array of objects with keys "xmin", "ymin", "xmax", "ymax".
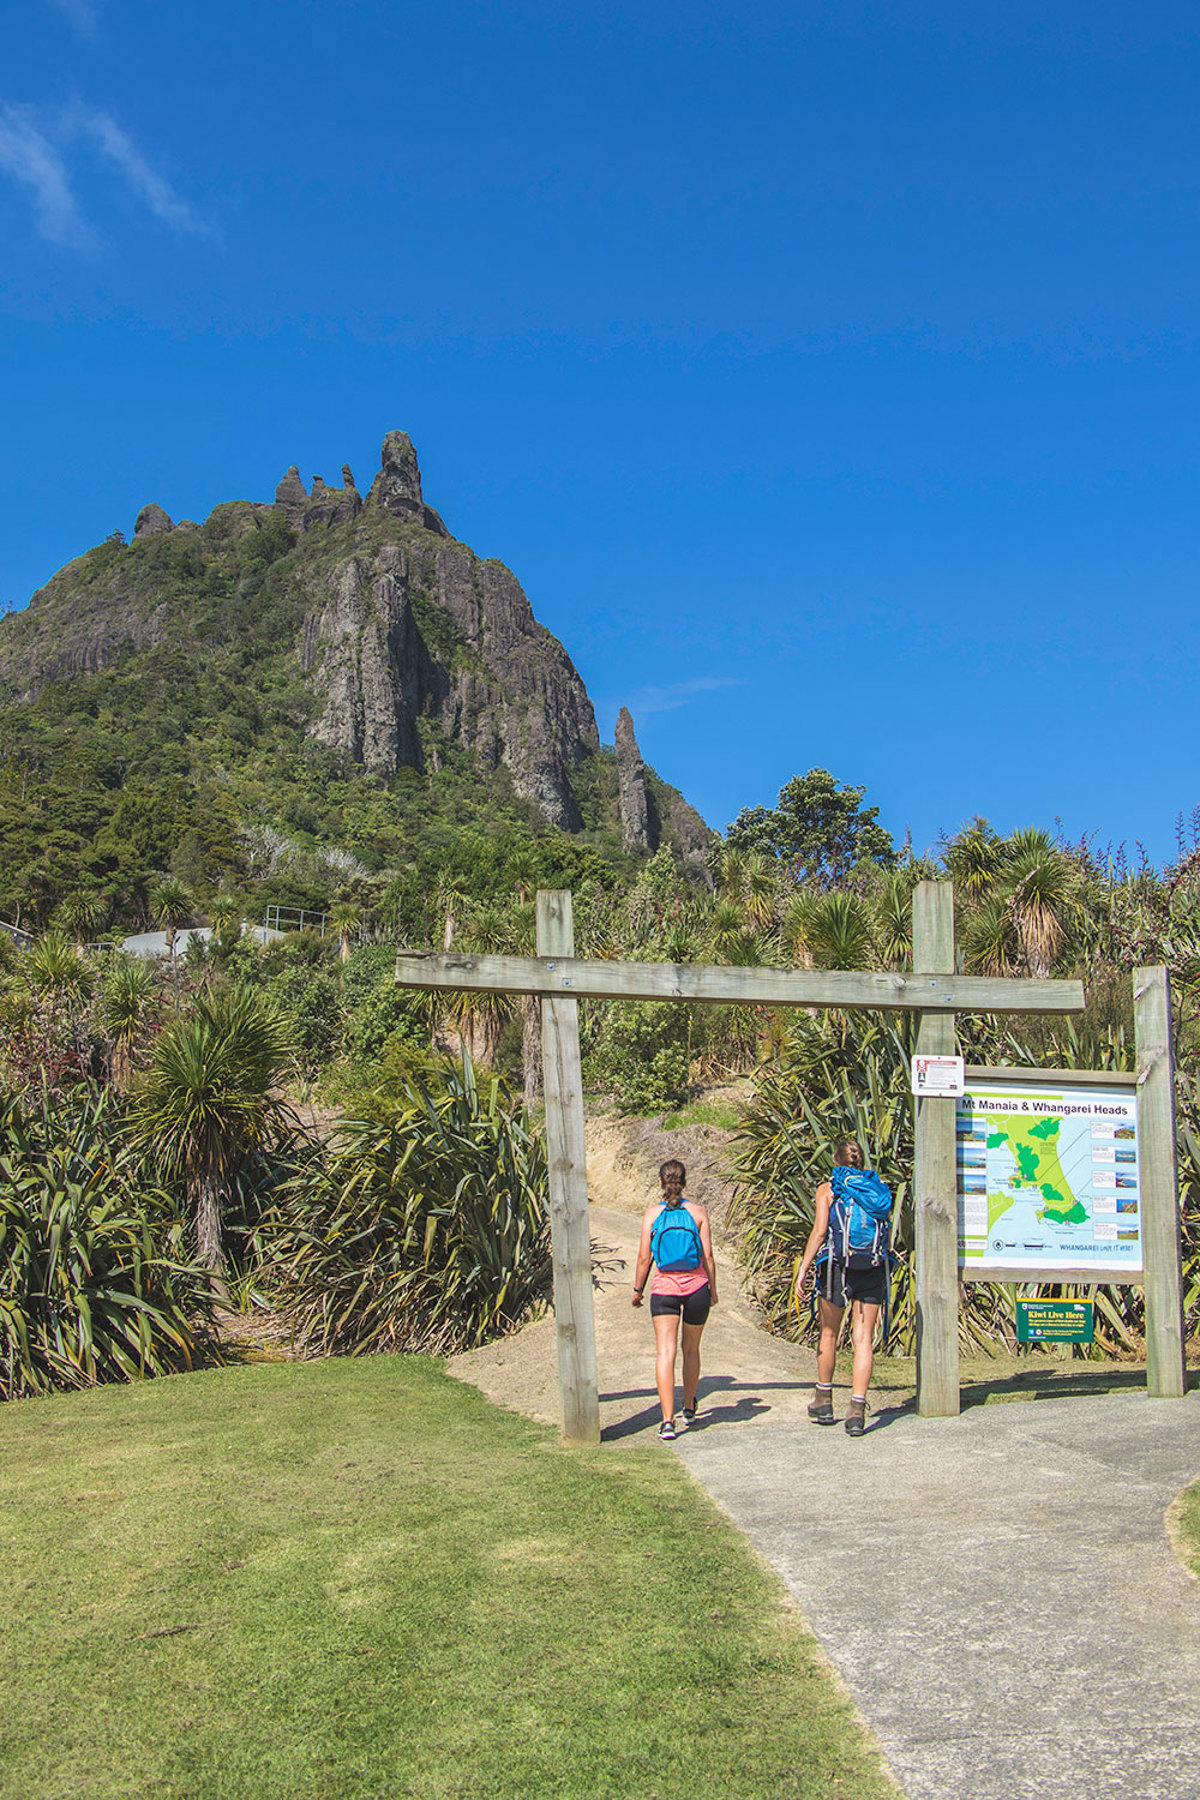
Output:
[
  {"xmin": 825, "ymin": 1165, "xmax": 893, "ymax": 1267},
  {"xmin": 650, "ymin": 1202, "xmax": 703, "ymax": 1273}
]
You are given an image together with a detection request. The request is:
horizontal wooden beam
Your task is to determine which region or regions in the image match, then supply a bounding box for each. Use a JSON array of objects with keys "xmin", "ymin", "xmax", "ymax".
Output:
[
  {"xmin": 960, "ymin": 1265, "xmax": 1143, "ymax": 1285},
  {"xmin": 964, "ymin": 1065, "xmax": 1136, "ymax": 1088},
  {"xmin": 395, "ymin": 952, "xmax": 1084, "ymax": 1015}
]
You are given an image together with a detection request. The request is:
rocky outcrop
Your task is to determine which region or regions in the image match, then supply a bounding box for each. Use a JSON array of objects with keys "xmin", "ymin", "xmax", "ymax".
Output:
[
  {"xmin": 301, "ymin": 537, "xmax": 597, "ymax": 830},
  {"xmin": 615, "ymin": 707, "xmax": 653, "ymax": 852},
  {"xmin": 666, "ymin": 792, "xmax": 714, "ymax": 875},
  {"xmin": 304, "ymin": 474, "xmax": 361, "ymax": 531},
  {"xmin": 134, "ymin": 503, "xmax": 173, "ymax": 539},
  {"xmin": 365, "ymin": 431, "xmax": 449, "ymax": 536},
  {"xmin": 274, "ymin": 466, "xmax": 309, "ymax": 527}
]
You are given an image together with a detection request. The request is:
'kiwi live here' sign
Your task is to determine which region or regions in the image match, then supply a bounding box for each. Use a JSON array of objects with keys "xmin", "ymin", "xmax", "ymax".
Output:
[{"xmin": 1015, "ymin": 1300, "xmax": 1095, "ymax": 1344}]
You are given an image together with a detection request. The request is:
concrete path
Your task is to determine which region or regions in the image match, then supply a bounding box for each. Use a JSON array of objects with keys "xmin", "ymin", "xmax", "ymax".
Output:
[
  {"xmin": 451, "ymin": 1197, "xmax": 1200, "ymax": 1798},
  {"xmin": 677, "ymin": 1390, "xmax": 1200, "ymax": 1800}
]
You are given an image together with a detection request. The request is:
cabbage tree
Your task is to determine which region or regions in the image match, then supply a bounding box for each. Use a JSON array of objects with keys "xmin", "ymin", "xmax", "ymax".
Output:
[{"xmin": 134, "ymin": 988, "xmax": 296, "ymax": 1287}]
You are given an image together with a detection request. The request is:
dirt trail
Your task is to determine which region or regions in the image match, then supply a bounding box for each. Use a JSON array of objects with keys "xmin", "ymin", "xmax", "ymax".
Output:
[{"xmin": 449, "ymin": 1111, "xmax": 814, "ymax": 1439}]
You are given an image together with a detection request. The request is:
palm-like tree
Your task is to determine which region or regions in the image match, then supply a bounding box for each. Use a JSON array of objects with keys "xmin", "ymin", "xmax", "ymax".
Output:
[
  {"xmin": 785, "ymin": 891, "xmax": 872, "ymax": 971},
  {"xmin": 133, "ymin": 988, "xmax": 296, "ymax": 1286},
  {"xmin": 26, "ymin": 930, "xmax": 94, "ymax": 999},
  {"xmin": 329, "ymin": 902, "xmax": 363, "ymax": 963},
  {"xmin": 56, "ymin": 890, "xmax": 108, "ymax": 953},
  {"xmin": 104, "ymin": 956, "xmax": 158, "ymax": 1085},
  {"xmin": 944, "ymin": 818, "xmax": 1008, "ymax": 902},
  {"xmin": 742, "ymin": 852, "xmax": 777, "ymax": 931},
  {"xmin": 450, "ymin": 901, "xmax": 521, "ymax": 1063},
  {"xmin": 1005, "ymin": 843, "xmax": 1075, "ymax": 977},
  {"xmin": 871, "ymin": 871, "xmax": 912, "ymax": 970}
]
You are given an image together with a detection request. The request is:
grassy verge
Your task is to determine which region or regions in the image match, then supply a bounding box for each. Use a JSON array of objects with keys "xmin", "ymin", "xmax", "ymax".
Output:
[
  {"xmin": 0, "ymin": 1357, "xmax": 895, "ymax": 1800},
  {"xmin": 1170, "ymin": 1481, "xmax": 1200, "ymax": 1579}
]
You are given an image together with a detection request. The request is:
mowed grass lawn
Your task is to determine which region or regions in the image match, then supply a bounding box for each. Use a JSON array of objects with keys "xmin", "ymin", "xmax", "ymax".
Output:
[{"xmin": 0, "ymin": 1357, "xmax": 895, "ymax": 1800}]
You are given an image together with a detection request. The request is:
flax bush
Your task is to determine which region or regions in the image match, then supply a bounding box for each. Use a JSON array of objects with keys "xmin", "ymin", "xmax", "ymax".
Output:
[
  {"xmin": 0, "ymin": 1084, "xmax": 213, "ymax": 1400},
  {"xmin": 266, "ymin": 1056, "xmax": 550, "ymax": 1356}
]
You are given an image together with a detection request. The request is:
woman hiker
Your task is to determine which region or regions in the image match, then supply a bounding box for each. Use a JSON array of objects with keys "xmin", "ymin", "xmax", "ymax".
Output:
[
  {"xmin": 792, "ymin": 1138, "xmax": 893, "ymax": 1438},
  {"xmin": 632, "ymin": 1159, "xmax": 719, "ymax": 1441}
]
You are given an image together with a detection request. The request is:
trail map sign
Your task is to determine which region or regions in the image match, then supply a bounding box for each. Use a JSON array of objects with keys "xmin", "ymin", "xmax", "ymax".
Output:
[{"xmin": 957, "ymin": 1075, "xmax": 1143, "ymax": 1278}]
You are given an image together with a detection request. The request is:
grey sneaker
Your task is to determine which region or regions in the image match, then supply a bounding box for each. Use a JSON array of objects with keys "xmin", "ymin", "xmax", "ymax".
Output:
[
  {"xmin": 658, "ymin": 1419, "xmax": 677, "ymax": 1441},
  {"xmin": 682, "ymin": 1403, "xmax": 698, "ymax": 1425}
]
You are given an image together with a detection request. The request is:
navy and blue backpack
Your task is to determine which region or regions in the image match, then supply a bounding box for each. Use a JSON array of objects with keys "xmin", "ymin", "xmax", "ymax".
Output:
[
  {"xmin": 825, "ymin": 1165, "xmax": 893, "ymax": 1268},
  {"xmin": 815, "ymin": 1163, "xmax": 897, "ymax": 1343},
  {"xmin": 650, "ymin": 1202, "xmax": 703, "ymax": 1272}
]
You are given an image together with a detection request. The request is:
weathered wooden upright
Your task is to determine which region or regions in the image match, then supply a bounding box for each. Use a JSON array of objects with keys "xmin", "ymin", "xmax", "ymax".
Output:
[
  {"xmin": 912, "ymin": 881, "xmax": 961, "ymax": 1417},
  {"xmin": 1136, "ymin": 965, "xmax": 1186, "ymax": 1398},
  {"xmin": 535, "ymin": 891, "xmax": 600, "ymax": 1444}
]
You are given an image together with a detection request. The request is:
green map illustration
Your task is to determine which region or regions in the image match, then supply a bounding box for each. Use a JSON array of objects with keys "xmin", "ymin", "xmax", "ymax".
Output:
[{"xmin": 984, "ymin": 1115, "xmax": 1087, "ymax": 1233}]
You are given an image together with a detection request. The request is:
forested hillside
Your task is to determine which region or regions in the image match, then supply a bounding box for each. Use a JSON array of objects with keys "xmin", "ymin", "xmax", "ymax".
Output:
[{"xmin": 0, "ymin": 430, "xmax": 708, "ymax": 935}]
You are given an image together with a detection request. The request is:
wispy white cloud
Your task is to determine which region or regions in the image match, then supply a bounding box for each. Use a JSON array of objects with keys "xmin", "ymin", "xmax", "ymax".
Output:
[
  {"xmin": 65, "ymin": 103, "xmax": 205, "ymax": 235},
  {"xmin": 0, "ymin": 104, "xmax": 91, "ymax": 248},
  {"xmin": 0, "ymin": 99, "xmax": 207, "ymax": 247},
  {"xmin": 44, "ymin": 0, "xmax": 100, "ymax": 38},
  {"xmin": 622, "ymin": 676, "xmax": 745, "ymax": 716}
]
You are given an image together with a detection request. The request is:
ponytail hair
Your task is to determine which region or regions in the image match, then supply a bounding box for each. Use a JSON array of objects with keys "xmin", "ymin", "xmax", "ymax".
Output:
[
  {"xmin": 834, "ymin": 1138, "xmax": 865, "ymax": 1169},
  {"xmin": 659, "ymin": 1159, "xmax": 686, "ymax": 1199}
]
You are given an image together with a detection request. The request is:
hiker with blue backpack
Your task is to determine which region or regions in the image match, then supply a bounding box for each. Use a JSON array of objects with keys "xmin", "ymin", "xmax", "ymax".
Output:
[
  {"xmin": 792, "ymin": 1138, "xmax": 894, "ymax": 1438},
  {"xmin": 632, "ymin": 1160, "xmax": 718, "ymax": 1441}
]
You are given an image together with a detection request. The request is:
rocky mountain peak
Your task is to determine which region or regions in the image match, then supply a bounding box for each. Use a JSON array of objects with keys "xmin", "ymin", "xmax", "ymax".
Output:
[
  {"xmin": 133, "ymin": 503, "xmax": 173, "ymax": 539},
  {"xmin": 366, "ymin": 431, "xmax": 448, "ymax": 536}
]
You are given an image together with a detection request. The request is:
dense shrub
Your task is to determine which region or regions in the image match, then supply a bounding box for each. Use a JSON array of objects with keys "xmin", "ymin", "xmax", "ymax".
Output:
[
  {"xmin": 585, "ymin": 1001, "xmax": 689, "ymax": 1114},
  {"xmin": 0, "ymin": 1084, "xmax": 213, "ymax": 1399},
  {"xmin": 266, "ymin": 1058, "xmax": 550, "ymax": 1356}
]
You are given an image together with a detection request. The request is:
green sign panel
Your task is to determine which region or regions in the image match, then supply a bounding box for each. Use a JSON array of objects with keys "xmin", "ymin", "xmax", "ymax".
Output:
[{"xmin": 1016, "ymin": 1299, "xmax": 1094, "ymax": 1344}]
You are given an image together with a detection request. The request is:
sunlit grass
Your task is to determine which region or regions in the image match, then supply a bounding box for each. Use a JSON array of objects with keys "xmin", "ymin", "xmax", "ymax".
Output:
[{"xmin": 0, "ymin": 1357, "xmax": 895, "ymax": 1800}]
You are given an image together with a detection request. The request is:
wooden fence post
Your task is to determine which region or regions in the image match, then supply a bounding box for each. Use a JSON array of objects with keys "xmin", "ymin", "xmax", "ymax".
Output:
[
  {"xmin": 1135, "ymin": 965, "xmax": 1186, "ymax": 1399},
  {"xmin": 913, "ymin": 880, "xmax": 960, "ymax": 1417},
  {"xmin": 536, "ymin": 890, "xmax": 601, "ymax": 1444}
]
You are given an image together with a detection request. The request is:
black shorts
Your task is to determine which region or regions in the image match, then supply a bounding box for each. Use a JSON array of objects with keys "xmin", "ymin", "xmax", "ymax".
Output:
[
  {"xmin": 650, "ymin": 1283, "xmax": 712, "ymax": 1326},
  {"xmin": 816, "ymin": 1260, "xmax": 887, "ymax": 1309}
]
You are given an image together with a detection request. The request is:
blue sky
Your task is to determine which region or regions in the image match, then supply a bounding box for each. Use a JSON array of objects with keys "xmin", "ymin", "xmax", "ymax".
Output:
[{"xmin": 2, "ymin": 1, "xmax": 1197, "ymax": 862}]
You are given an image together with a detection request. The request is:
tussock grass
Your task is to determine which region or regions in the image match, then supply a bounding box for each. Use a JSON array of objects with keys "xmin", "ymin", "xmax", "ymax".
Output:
[{"xmin": 0, "ymin": 1357, "xmax": 895, "ymax": 1800}]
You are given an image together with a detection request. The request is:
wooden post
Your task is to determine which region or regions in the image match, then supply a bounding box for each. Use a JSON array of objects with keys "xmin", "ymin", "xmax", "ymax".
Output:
[
  {"xmin": 1135, "ymin": 966, "xmax": 1186, "ymax": 1399},
  {"xmin": 536, "ymin": 890, "xmax": 600, "ymax": 1444},
  {"xmin": 913, "ymin": 880, "xmax": 960, "ymax": 1417}
]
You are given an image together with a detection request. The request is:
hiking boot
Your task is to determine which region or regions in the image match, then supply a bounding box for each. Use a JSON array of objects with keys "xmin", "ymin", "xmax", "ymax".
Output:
[
  {"xmin": 807, "ymin": 1389, "xmax": 836, "ymax": 1426},
  {"xmin": 844, "ymin": 1398, "xmax": 869, "ymax": 1438},
  {"xmin": 657, "ymin": 1419, "xmax": 677, "ymax": 1441}
]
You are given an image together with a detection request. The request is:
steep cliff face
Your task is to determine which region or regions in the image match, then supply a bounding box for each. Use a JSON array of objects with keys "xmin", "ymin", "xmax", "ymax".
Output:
[{"xmin": 0, "ymin": 430, "xmax": 710, "ymax": 858}]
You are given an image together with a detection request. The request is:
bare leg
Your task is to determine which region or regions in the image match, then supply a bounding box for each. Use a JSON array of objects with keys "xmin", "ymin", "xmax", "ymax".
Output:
[
  {"xmin": 816, "ymin": 1297, "xmax": 844, "ymax": 1389},
  {"xmin": 850, "ymin": 1301, "xmax": 880, "ymax": 1398},
  {"xmin": 681, "ymin": 1320, "xmax": 705, "ymax": 1410},
  {"xmin": 653, "ymin": 1313, "xmax": 680, "ymax": 1423}
]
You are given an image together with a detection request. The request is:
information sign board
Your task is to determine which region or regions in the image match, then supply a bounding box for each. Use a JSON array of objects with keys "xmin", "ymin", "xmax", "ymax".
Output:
[
  {"xmin": 912, "ymin": 1054, "xmax": 965, "ymax": 1097},
  {"xmin": 956, "ymin": 1074, "xmax": 1143, "ymax": 1277},
  {"xmin": 1016, "ymin": 1299, "xmax": 1094, "ymax": 1343}
]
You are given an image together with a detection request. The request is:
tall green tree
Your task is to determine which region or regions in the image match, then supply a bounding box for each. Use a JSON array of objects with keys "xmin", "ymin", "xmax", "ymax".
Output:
[
  {"xmin": 133, "ymin": 988, "xmax": 296, "ymax": 1286},
  {"xmin": 726, "ymin": 768, "xmax": 896, "ymax": 882}
]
